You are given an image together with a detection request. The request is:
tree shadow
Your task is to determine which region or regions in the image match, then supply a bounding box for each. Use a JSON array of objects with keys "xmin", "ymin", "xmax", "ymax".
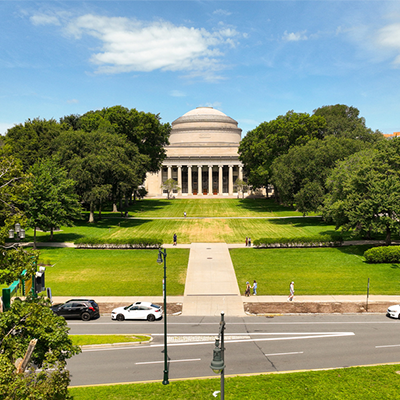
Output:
[{"xmin": 235, "ymin": 198, "xmax": 299, "ymax": 214}]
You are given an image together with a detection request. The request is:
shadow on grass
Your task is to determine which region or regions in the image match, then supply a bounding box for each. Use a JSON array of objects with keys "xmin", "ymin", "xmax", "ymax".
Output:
[{"xmin": 235, "ymin": 198, "xmax": 299, "ymax": 214}]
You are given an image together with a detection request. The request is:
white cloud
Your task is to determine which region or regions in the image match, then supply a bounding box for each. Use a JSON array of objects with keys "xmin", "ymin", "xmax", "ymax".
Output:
[
  {"xmin": 170, "ymin": 90, "xmax": 186, "ymax": 97},
  {"xmin": 282, "ymin": 30, "xmax": 308, "ymax": 42},
  {"xmin": 376, "ymin": 23, "xmax": 400, "ymax": 64},
  {"xmin": 213, "ymin": 9, "xmax": 232, "ymax": 17},
  {"xmin": 30, "ymin": 13, "xmax": 61, "ymax": 26},
  {"xmin": 59, "ymin": 14, "xmax": 239, "ymax": 77}
]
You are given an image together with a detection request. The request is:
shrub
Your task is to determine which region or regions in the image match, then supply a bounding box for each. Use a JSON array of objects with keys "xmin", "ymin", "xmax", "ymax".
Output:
[
  {"xmin": 253, "ymin": 234, "xmax": 343, "ymax": 248},
  {"xmin": 364, "ymin": 246, "xmax": 400, "ymax": 263},
  {"xmin": 74, "ymin": 237, "xmax": 163, "ymax": 249}
]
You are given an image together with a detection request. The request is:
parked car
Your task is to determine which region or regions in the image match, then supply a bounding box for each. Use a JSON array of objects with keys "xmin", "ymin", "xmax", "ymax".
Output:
[
  {"xmin": 111, "ymin": 301, "xmax": 162, "ymax": 321},
  {"xmin": 387, "ymin": 304, "xmax": 400, "ymax": 319},
  {"xmin": 51, "ymin": 299, "xmax": 100, "ymax": 321}
]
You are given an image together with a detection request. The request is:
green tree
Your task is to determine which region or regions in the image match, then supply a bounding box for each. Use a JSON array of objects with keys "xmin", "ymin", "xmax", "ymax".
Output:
[
  {"xmin": 239, "ymin": 111, "xmax": 326, "ymax": 189},
  {"xmin": 0, "ymin": 297, "xmax": 80, "ymax": 399},
  {"xmin": 323, "ymin": 138, "xmax": 400, "ymax": 244},
  {"xmin": 78, "ymin": 105, "xmax": 171, "ymax": 172},
  {"xmin": 56, "ymin": 128, "xmax": 147, "ymax": 222},
  {"xmin": 24, "ymin": 159, "xmax": 82, "ymax": 248},
  {"xmin": 161, "ymin": 179, "xmax": 180, "ymax": 199},
  {"xmin": 234, "ymin": 178, "xmax": 249, "ymax": 199},
  {"xmin": 313, "ymin": 104, "xmax": 383, "ymax": 142},
  {"xmin": 3, "ymin": 119, "xmax": 65, "ymax": 171},
  {"xmin": 270, "ymin": 136, "xmax": 367, "ymax": 213}
]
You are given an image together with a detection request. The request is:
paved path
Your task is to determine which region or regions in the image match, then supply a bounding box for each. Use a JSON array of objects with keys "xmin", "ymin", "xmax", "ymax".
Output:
[{"xmin": 182, "ymin": 243, "xmax": 245, "ymax": 316}]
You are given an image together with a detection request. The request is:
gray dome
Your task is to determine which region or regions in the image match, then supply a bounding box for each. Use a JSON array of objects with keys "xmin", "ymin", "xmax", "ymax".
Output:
[{"xmin": 169, "ymin": 107, "xmax": 242, "ymax": 146}]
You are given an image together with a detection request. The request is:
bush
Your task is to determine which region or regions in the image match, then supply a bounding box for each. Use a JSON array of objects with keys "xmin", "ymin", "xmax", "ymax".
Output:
[
  {"xmin": 253, "ymin": 234, "xmax": 343, "ymax": 248},
  {"xmin": 364, "ymin": 246, "xmax": 400, "ymax": 263},
  {"xmin": 75, "ymin": 237, "xmax": 163, "ymax": 249}
]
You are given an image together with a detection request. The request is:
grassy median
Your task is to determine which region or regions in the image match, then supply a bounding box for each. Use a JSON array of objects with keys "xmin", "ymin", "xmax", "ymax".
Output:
[{"xmin": 69, "ymin": 364, "xmax": 400, "ymax": 399}]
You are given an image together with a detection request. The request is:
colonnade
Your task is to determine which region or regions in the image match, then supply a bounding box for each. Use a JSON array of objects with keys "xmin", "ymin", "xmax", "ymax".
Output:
[{"xmin": 160, "ymin": 164, "xmax": 243, "ymax": 196}]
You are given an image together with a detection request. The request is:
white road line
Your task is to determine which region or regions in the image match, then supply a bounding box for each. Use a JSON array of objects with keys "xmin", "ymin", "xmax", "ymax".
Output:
[
  {"xmin": 135, "ymin": 358, "xmax": 201, "ymax": 365},
  {"xmin": 375, "ymin": 344, "xmax": 400, "ymax": 348},
  {"xmin": 265, "ymin": 352, "xmax": 303, "ymax": 356}
]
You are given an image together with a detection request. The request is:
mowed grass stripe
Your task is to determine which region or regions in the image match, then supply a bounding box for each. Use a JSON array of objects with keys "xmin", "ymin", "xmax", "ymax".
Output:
[
  {"xmin": 40, "ymin": 248, "xmax": 189, "ymax": 296},
  {"xmin": 231, "ymin": 245, "xmax": 400, "ymax": 295}
]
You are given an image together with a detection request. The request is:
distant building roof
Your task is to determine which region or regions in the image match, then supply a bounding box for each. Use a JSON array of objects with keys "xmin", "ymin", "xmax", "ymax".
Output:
[{"xmin": 384, "ymin": 132, "xmax": 399, "ymax": 138}]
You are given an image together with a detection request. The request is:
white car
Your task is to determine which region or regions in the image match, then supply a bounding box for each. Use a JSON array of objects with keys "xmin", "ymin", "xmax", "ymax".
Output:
[
  {"xmin": 111, "ymin": 301, "xmax": 163, "ymax": 322},
  {"xmin": 387, "ymin": 304, "xmax": 400, "ymax": 319}
]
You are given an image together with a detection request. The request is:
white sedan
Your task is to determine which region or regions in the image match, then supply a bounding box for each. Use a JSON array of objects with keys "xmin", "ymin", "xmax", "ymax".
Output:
[
  {"xmin": 387, "ymin": 304, "xmax": 400, "ymax": 319},
  {"xmin": 111, "ymin": 301, "xmax": 163, "ymax": 322}
]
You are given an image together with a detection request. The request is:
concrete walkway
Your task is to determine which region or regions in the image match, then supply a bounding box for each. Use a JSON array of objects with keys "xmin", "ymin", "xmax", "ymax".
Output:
[{"xmin": 182, "ymin": 243, "xmax": 245, "ymax": 316}]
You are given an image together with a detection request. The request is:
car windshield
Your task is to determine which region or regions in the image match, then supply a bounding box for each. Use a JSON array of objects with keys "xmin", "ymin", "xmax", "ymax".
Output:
[
  {"xmin": 123, "ymin": 304, "xmax": 133, "ymax": 310},
  {"xmin": 151, "ymin": 304, "xmax": 161, "ymax": 309}
]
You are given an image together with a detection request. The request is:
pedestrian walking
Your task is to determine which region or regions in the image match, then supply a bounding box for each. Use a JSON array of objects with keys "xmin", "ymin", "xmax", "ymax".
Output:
[
  {"xmin": 288, "ymin": 281, "xmax": 294, "ymax": 301},
  {"xmin": 245, "ymin": 237, "xmax": 248, "ymax": 246},
  {"xmin": 252, "ymin": 280, "xmax": 257, "ymax": 295},
  {"xmin": 173, "ymin": 233, "xmax": 177, "ymax": 246},
  {"xmin": 248, "ymin": 237, "xmax": 252, "ymax": 247},
  {"xmin": 184, "ymin": 212, "xmax": 187, "ymax": 218},
  {"xmin": 245, "ymin": 281, "xmax": 251, "ymax": 297}
]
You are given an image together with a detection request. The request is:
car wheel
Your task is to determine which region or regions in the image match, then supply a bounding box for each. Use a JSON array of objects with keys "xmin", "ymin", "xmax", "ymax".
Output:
[
  {"xmin": 81, "ymin": 312, "xmax": 91, "ymax": 321},
  {"xmin": 116, "ymin": 314, "xmax": 125, "ymax": 321},
  {"xmin": 147, "ymin": 314, "xmax": 156, "ymax": 322}
]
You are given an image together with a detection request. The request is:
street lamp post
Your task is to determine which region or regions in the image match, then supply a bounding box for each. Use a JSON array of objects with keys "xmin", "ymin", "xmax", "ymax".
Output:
[
  {"xmin": 157, "ymin": 248, "xmax": 169, "ymax": 385},
  {"xmin": 8, "ymin": 223, "xmax": 25, "ymax": 242},
  {"xmin": 210, "ymin": 311, "xmax": 226, "ymax": 399}
]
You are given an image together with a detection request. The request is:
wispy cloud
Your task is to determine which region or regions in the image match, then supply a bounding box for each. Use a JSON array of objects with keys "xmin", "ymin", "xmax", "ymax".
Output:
[
  {"xmin": 30, "ymin": 12, "xmax": 240, "ymax": 80},
  {"xmin": 213, "ymin": 9, "xmax": 232, "ymax": 17},
  {"xmin": 170, "ymin": 90, "xmax": 186, "ymax": 97},
  {"xmin": 282, "ymin": 30, "xmax": 308, "ymax": 42},
  {"xmin": 376, "ymin": 23, "xmax": 400, "ymax": 64}
]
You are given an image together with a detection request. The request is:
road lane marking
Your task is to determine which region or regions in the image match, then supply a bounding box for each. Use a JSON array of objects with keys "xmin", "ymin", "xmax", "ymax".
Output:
[
  {"xmin": 135, "ymin": 358, "xmax": 201, "ymax": 365},
  {"xmin": 376, "ymin": 344, "xmax": 400, "ymax": 348},
  {"xmin": 265, "ymin": 352, "xmax": 303, "ymax": 356}
]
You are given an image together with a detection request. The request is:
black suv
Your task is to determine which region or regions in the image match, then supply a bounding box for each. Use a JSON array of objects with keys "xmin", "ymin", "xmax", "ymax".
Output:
[{"xmin": 51, "ymin": 299, "xmax": 100, "ymax": 321}]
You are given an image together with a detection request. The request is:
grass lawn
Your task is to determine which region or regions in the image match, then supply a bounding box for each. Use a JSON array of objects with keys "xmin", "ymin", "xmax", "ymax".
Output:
[
  {"xmin": 39, "ymin": 248, "xmax": 189, "ymax": 296},
  {"xmin": 69, "ymin": 364, "xmax": 400, "ymax": 399},
  {"xmin": 92, "ymin": 198, "xmax": 311, "ymax": 218},
  {"xmin": 70, "ymin": 335, "xmax": 150, "ymax": 346},
  {"xmin": 23, "ymin": 217, "xmax": 340, "ymax": 244},
  {"xmin": 231, "ymin": 245, "xmax": 400, "ymax": 295}
]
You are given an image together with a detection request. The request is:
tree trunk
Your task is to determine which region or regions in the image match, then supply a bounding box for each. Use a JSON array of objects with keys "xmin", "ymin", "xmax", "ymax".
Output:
[
  {"xmin": 50, "ymin": 228, "xmax": 54, "ymax": 241},
  {"xmin": 89, "ymin": 202, "xmax": 95, "ymax": 223},
  {"xmin": 113, "ymin": 203, "xmax": 118, "ymax": 213},
  {"xmin": 33, "ymin": 227, "xmax": 37, "ymax": 250},
  {"xmin": 98, "ymin": 202, "xmax": 102, "ymax": 220},
  {"xmin": 385, "ymin": 226, "xmax": 392, "ymax": 245}
]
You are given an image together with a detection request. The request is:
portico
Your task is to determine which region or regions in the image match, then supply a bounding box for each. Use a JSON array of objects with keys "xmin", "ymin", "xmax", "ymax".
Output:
[{"xmin": 145, "ymin": 107, "xmax": 245, "ymax": 197}]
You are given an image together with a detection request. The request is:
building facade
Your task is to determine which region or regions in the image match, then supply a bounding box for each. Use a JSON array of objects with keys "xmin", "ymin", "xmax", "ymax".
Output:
[{"xmin": 145, "ymin": 107, "xmax": 244, "ymax": 197}]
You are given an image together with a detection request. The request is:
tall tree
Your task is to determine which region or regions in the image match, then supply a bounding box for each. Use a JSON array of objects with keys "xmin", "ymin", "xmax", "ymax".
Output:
[
  {"xmin": 56, "ymin": 128, "xmax": 148, "ymax": 222},
  {"xmin": 270, "ymin": 136, "xmax": 368, "ymax": 213},
  {"xmin": 24, "ymin": 158, "xmax": 82, "ymax": 248},
  {"xmin": 239, "ymin": 111, "xmax": 326, "ymax": 189},
  {"xmin": 3, "ymin": 119, "xmax": 65, "ymax": 171},
  {"xmin": 323, "ymin": 138, "xmax": 400, "ymax": 244}
]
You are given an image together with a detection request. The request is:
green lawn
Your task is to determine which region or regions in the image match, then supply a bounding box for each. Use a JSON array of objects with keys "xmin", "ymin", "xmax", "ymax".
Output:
[
  {"xmin": 39, "ymin": 248, "xmax": 189, "ymax": 296},
  {"xmin": 70, "ymin": 335, "xmax": 150, "ymax": 346},
  {"xmin": 69, "ymin": 364, "xmax": 400, "ymax": 399},
  {"xmin": 93, "ymin": 198, "xmax": 311, "ymax": 218},
  {"xmin": 231, "ymin": 245, "xmax": 400, "ymax": 295},
  {"xmin": 23, "ymin": 217, "xmax": 339, "ymax": 244}
]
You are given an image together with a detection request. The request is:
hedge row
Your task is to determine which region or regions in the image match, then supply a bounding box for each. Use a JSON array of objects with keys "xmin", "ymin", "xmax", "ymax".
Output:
[
  {"xmin": 253, "ymin": 235, "xmax": 343, "ymax": 248},
  {"xmin": 75, "ymin": 237, "xmax": 162, "ymax": 249},
  {"xmin": 364, "ymin": 246, "xmax": 400, "ymax": 263}
]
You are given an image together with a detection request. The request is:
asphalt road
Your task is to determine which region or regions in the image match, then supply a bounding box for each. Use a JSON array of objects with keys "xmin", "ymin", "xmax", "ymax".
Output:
[{"xmin": 67, "ymin": 314, "xmax": 400, "ymax": 386}]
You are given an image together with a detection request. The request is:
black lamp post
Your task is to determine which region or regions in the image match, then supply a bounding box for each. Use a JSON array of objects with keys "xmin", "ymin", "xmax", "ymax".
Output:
[
  {"xmin": 210, "ymin": 311, "xmax": 226, "ymax": 399},
  {"xmin": 157, "ymin": 248, "xmax": 169, "ymax": 385}
]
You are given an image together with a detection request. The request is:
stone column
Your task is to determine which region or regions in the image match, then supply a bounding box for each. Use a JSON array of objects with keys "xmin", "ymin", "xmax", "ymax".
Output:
[
  {"xmin": 198, "ymin": 165, "xmax": 202, "ymax": 195},
  {"xmin": 188, "ymin": 165, "xmax": 192, "ymax": 195},
  {"xmin": 159, "ymin": 168, "xmax": 163, "ymax": 195},
  {"xmin": 239, "ymin": 166, "xmax": 243, "ymax": 181},
  {"xmin": 178, "ymin": 166, "xmax": 182, "ymax": 195},
  {"xmin": 167, "ymin": 166, "xmax": 172, "ymax": 180},
  {"xmin": 218, "ymin": 165, "xmax": 223, "ymax": 195},
  {"xmin": 228, "ymin": 165, "xmax": 233, "ymax": 195},
  {"xmin": 208, "ymin": 165, "xmax": 213, "ymax": 195}
]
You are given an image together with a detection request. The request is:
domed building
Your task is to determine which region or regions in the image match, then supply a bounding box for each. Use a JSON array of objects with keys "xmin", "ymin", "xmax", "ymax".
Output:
[{"xmin": 145, "ymin": 107, "xmax": 244, "ymax": 197}]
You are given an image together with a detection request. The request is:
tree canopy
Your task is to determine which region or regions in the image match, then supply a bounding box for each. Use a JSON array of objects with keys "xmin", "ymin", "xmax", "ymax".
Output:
[{"xmin": 323, "ymin": 138, "xmax": 400, "ymax": 244}]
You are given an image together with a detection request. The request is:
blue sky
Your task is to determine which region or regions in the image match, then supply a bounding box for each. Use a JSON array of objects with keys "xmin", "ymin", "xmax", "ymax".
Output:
[{"xmin": 1, "ymin": 1, "xmax": 400, "ymax": 137}]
